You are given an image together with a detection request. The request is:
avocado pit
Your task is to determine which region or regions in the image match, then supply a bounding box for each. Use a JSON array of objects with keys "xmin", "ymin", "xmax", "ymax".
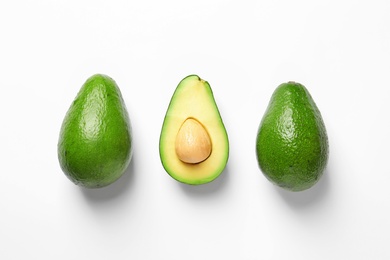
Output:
[{"xmin": 175, "ymin": 118, "xmax": 212, "ymax": 164}]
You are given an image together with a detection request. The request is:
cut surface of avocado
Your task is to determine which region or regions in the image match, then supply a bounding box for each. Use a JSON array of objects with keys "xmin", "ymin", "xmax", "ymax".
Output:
[{"xmin": 159, "ymin": 75, "xmax": 229, "ymax": 185}]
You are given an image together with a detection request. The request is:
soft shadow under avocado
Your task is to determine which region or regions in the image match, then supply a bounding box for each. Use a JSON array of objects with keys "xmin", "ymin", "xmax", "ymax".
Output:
[
  {"xmin": 276, "ymin": 168, "xmax": 330, "ymax": 209},
  {"xmin": 178, "ymin": 164, "xmax": 230, "ymax": 197},
  {"xmin": 80, "ymin": 156, "xmax": 136, "ymax": 203}
]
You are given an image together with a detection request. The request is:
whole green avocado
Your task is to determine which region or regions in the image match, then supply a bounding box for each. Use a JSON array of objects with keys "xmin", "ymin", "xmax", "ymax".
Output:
[
  {"xmin": 256, "ymin": 82, "xmax": 328, "ymax": 192},
  {"xmin": 58, "ymin": 74, "xmax": 133, "ymax": 188}
]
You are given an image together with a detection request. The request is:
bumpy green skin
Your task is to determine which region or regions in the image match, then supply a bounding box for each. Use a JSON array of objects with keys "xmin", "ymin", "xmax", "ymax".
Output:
[
  {"xmin": 256, "ymin": 82, "xmax": 328, "ymax": 191},
  {"xmin": 58, "ymin": 74, "xmax": 132, "ymax": 188}
]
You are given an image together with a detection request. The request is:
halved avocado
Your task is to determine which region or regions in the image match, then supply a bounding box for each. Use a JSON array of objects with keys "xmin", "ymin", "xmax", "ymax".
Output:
[{"xmin": 159, "ymin": 75, "xmax": 229, "ymax": 185}]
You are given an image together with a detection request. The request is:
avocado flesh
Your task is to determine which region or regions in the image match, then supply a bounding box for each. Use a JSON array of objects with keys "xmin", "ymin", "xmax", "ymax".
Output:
[
  {"xmin": 256, "ymin": 82, "xmax": 328, "ymax": 191},
  {"xmin": 58, "ymin": 74, "xmax": 133, "ymax": 188},
  {"xmin": 159, "ymin": 75, "xmax": 229, "ymax": 185}
]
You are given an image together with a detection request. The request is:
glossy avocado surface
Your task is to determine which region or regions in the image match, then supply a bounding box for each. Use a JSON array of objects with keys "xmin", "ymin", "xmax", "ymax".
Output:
[
  {"xmin": 256, "ymin": 82, "xmax": 328, "ymax": 191},
  {"xmin": 58, "ymin": 74, "xmax": 133, "ymax": 188}
]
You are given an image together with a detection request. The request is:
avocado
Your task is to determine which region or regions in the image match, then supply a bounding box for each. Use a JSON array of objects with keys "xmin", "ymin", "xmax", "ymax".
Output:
[
  {"xmin": 256, "ymin": 82, "xmax": 328, "ymax": 191},
  {"xmin": 58, "ymin": 74, "xmax": 133, "ymax": 188},
  {"xmin": 159, "ymin": 75, "xmax": 229, "ymax": 185}
]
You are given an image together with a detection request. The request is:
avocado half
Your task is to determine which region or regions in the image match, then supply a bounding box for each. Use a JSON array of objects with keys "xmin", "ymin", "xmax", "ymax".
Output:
[{"xmin": 159, "ymin": 75, "xmax": 229, "ymax": 185}]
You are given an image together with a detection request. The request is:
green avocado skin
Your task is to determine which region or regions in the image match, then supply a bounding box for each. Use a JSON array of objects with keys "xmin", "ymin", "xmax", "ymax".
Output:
[
  {"xmin": 58, "ymin": 74, "xmax": 132, "ymax": 188},
  {"xmin": 256, "ymin": 82, "xmax": 328, "ymax": 191}
]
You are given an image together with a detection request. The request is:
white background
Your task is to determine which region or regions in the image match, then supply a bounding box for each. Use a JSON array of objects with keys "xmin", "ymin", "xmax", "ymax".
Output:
[{"xmin": 1, "ymin": 0, "xmax": 390, "ymax": 259}]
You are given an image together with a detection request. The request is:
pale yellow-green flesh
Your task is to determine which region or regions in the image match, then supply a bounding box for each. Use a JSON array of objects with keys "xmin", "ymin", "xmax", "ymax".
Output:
[{"xmin": 159, "ymin": 75, "xmax": 229, "ymax": 185}]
